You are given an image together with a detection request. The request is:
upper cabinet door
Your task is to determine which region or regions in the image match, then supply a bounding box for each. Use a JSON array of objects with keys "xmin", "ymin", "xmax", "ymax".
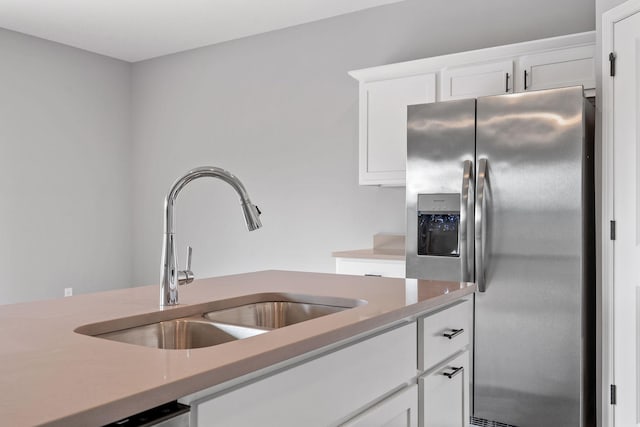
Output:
[
  {"xmin": 517, "ymin": 45, "xmax": 595, "ymax": 94},
  {"xmin": 440, "ymin": 60, "xmax": 514, "ymax": 101},
  {"xmin": 360, "ymin": 74, "xmax": 436, "ymax": 186}
]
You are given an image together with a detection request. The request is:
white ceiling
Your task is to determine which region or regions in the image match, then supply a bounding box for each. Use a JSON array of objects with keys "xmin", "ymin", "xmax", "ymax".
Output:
[{"xmin": 0, "ymin": 0, "xmax": 405, "ymax": 62}]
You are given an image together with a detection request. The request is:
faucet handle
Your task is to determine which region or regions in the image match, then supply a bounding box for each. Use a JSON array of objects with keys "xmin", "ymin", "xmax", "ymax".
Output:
[
  {"xmin": 186, "ymin": 246, "xmax": 192, "ymax": 271},
  {"xmin": 178, "ymin": 246, "xmax": 194, "ymax": 285}
]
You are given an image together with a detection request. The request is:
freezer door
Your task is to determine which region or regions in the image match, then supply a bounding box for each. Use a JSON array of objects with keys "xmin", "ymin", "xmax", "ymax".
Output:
[
  {"xmin": 406, "ymin": 99, "xmax": 476, "ymax": 282},
  {"xmin": 473, "ymin": 87, "xmax": 594, "ymax": 426}
]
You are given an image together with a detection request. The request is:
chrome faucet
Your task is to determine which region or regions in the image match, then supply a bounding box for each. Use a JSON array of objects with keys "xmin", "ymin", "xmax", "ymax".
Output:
[{"xmin": 160, "ymin": 166, "xmax": 262, "ymax": 306}]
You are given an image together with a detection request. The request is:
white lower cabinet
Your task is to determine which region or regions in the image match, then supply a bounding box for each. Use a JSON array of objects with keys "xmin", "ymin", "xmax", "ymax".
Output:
[
  {"xmin": 192, "ymin": 323, "xmax": 416, "ymax": 427},
  {"xmin": 342, "ymin": 385, "xmax": 418, "ymax": 427},
  {"xmin": 335, "ymin": 257, "xmax": 406, "ymax": 278},
  {"xmin": 186, "ymin": 299, "xmax": 472, "ymax": 427},
  {"xmin": 418, "ymin": 298, "xmax": 472, "ymax": 427},
  {"xmin": 420, "ymin": 351, "xmax": 470, "ymax": 427}
]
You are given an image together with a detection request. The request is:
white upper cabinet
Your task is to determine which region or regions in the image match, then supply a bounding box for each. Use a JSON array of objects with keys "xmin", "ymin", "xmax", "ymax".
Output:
[
  {"xmin": 517, "ymin": 44, "xmax": 595, "ymax": 94},
  {"xmin": 440, "ymin": 60, "xmax": 514, "ymax": 101},
  {"xmin": 349, "ymin": 31, "xmax": 595, "ymax": 186},
  {"xmin": 359, "ymin": 74, "xmax": 436, "ymax": 186}
]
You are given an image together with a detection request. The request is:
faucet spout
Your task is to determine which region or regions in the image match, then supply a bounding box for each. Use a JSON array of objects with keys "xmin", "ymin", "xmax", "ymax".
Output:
[{"xmin": 160, "ymin": 166, "xmax": 262, "ymax": 306}]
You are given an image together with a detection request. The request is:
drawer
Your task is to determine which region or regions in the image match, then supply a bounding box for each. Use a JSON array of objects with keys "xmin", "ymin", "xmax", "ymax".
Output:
[
  {"xmin": 336, "ymin": 258, "xmax": 406, "ymax": 278},
  {"xmin": 419, "ymin": 351, "xmax": 470, "ymax": 427},
  {"xmin": 418, "ymin": 299, "xmax": 471, "ymax": 371}
]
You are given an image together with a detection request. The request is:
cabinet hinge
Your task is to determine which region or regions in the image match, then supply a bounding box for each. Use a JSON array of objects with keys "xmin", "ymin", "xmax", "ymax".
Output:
[
  {"xmin": 611, "ymin": 384, "xmax": 617, "ymax": 405},
  {"xmin": 610, "ymin": 220, "xmax": 616, "ymax": 240},
  {"xmin": 609, "ymin": 52, "xmax": 617, "ymax": 77}
]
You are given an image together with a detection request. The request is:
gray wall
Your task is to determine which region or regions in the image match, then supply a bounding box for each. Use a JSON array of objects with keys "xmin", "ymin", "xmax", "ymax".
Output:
[
  {"xmin": 0, "ymin": 29, "xmax": 132, "ymax": 303},
  {"xmin": 0, "ymin": 1, "xmax": 597, "ymax": 300},
  {"xmin": 131, "ymin": 0, "xmax": 595, "ymax": 285}
]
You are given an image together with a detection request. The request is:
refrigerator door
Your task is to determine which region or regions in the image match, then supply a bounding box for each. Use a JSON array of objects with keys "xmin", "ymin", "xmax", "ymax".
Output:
[
  {"xmin": 406, "ymin": 99, "xmax": 476, "ymax": 282},
  {"xmin": 473, "ymin": 87, "xmax": 592, "ymax": 426}
]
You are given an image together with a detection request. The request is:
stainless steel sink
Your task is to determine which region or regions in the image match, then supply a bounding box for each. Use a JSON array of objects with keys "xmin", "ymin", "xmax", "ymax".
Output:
[
  {"xmin": 203, "ymin": 302, "xmax": 349, "ymax": 329},
  {"xmin": 75, "ymin": 293, "xmax": 365, "ymax": 350},
  {"xmin": 94, "ymin": 317, "xmax": 266, "ymax": 350}
]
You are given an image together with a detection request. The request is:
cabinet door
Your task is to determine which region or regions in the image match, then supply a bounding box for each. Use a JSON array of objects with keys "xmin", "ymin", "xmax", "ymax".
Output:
[
  {"xmin": 420, "ymin": 351, "xmax": 470, "ymax": 427},
  {"xmin": 517, "ymin": 44, "xmax": 595, "ymax": 93},
  {"xmin": 342, "ymin": 385, "xmax": 418, "ymax": 427},
  {"xmin": 440, "ymin": 60, "xmax": 513, "ymax": 101},
  {"xmin": 360, "ymin": 74, "xmax": 436, "ymax": 186},
  {"xmin": 193, "ymin": 324, "xmax": 417, "ymax": 427}
]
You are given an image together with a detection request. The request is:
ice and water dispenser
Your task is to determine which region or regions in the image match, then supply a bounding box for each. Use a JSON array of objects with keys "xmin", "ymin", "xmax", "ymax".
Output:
[{"xmin": 416, "ymin": 194, "xmax": 460, "ymax": 257}]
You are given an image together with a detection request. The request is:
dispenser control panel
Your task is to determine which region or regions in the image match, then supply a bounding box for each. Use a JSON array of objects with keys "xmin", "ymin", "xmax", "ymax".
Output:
[{"xmin": 417, "ymin": 194, "xmax": 460, "ymax": 257}]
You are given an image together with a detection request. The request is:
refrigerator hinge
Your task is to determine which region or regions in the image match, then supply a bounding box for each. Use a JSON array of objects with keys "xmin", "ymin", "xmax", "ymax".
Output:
[
  {"xmin": 610, "ymin": 220, "xmax": 616, "ymax": 240},
  {"xmin": 609, "ymin": 52, "xmax": 616, "ymax": 77},
  {"xmin": 611, "ymin": 384, "xmax": 617, "ymax": 405}
]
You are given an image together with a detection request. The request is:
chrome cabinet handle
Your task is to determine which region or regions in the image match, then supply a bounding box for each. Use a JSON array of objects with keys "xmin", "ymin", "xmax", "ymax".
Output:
[
  {"xmin": 460, "ymin": 160, "xmax": 474, "ymax": 282},
  {"xmin": 442, "ymin": 328, "xmax": 464, "ymax": 339},
  {"xmin": 443, "ymin": 366, "xmax": 464, "ymax": 379},
  {"xmin": 475, "ymin": 159, "xmax": 488, "ymax": 292},
  {"xmin": 364, "ymin": 274, "xmax": 382, "ymax": 277}
]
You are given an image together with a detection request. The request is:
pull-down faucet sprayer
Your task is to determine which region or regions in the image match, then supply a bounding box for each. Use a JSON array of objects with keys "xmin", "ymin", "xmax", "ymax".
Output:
[{"xmin": 159, "ymin": 166, "xmax": 262, "ymax": 307}]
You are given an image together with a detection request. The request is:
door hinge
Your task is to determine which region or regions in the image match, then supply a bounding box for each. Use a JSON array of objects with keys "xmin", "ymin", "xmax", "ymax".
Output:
[
  {"xmin": 609, "ymin": 52, "xmax": 617, "ymax": 77},
  {"xmin": 611, "ymin": 384, "xmax": 617, "ymax": 405},
  {"xmin": 610, "ymin": 220, "xmax": 616, "ymax": 240}
]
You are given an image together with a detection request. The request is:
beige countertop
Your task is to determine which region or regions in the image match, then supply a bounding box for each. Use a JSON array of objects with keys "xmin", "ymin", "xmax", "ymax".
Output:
[{"xmin": 0, "ymin": 270, "xmax": 474, "ymax": 426}]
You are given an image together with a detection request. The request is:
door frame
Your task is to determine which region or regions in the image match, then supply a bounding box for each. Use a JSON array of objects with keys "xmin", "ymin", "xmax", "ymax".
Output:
[{"xmin": 602, "ymin": 1, "xmax": 640, "ymax": 426}]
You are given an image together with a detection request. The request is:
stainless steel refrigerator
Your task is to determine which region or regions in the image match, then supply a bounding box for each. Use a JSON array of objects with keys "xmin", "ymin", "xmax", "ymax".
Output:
[{"xmin": 405, "ymin": 86, "xmax": 595, "ymax": 427}]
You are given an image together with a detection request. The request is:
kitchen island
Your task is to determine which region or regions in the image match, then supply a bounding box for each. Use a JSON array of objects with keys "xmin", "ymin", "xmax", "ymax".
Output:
[{"xmin": 0, "ymin": 270, "xmax": 474, "ymax": 426}]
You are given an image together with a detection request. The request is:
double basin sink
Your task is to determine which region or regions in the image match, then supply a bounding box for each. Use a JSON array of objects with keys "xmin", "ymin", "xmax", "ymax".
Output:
[{"xmin": 75, "ymin": 293, "xmax": 363, "ymax": 350}]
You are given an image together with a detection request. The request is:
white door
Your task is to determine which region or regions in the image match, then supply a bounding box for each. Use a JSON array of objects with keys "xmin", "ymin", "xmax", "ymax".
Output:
[{"xmin": 604, "ymin": 2, "xmax": 640, "ymax": 426}]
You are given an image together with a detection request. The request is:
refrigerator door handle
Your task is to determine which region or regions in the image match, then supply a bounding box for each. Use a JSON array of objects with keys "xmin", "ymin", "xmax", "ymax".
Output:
[
  {"xmin": 460, "ymin": 160, "xmax": 474, "ymax": 282},
  {"xmin": 475, "ymin": 158, "xmax": 488, "ymax": 292}
]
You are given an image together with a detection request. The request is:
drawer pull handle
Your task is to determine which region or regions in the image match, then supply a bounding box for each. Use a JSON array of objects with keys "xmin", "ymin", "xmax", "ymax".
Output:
[
  {"xmin": 443, "ymin": 366, "xmax": 464, "ymax": 379},
  {"xmin": 442, "ymin": 328, "xmax": 464, "ymax": 339},
  {"xmin": 364, "ymin": 274, "xmax": 382, "ymax": 277}
]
